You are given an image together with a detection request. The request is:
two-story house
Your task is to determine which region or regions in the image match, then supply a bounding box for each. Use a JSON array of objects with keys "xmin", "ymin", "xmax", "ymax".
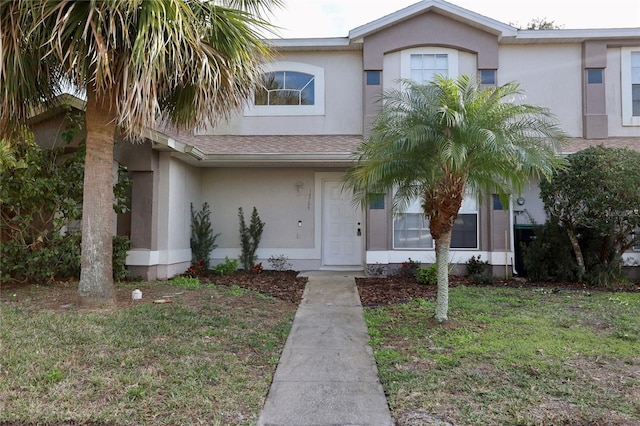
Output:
[{"xmin": 30, "ymin": 0, "xmax": 640, "ymax": 280}]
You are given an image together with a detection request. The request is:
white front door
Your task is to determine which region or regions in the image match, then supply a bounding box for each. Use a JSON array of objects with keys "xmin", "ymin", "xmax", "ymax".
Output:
[{"xmin": 322, "ymin": 179, "xmax": 363, "ymax": 266}]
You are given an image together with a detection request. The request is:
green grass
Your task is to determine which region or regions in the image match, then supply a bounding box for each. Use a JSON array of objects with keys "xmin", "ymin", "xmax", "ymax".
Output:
[
  {"xmin": 365, "ymin": 286, "xmax": 640, "ymax": 425},
  {"xmin": 0, "ymin": 282, "xmax": 295, "ymax": 425}
]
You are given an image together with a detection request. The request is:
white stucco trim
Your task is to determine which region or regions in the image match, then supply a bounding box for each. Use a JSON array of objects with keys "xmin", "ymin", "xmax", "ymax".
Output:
[
  {"xmin": 621, "ymin": 47, "xmax": 640, "ymax": 126},
  {"xmin": 126, "ymin": 248, "xmax": 191, "ymax": 266},
  {"xmin": 366, "ymin": 250, "xmax": 514, "ymax": 267}
]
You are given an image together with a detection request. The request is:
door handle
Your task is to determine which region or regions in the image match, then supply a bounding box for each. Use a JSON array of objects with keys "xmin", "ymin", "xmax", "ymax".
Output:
[{"xmin": 357, "ymin": 228, "xmax": 362, "ymax": 236}]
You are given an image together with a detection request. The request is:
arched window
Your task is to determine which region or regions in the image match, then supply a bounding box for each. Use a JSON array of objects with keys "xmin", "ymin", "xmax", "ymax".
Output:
[
  {"xmin": 245, "ymin": 61, "xmax": 325, "ymax": 116},
  {"xmin": 255, "ymin": 71, "xmax": 315, "ymax": 106}
]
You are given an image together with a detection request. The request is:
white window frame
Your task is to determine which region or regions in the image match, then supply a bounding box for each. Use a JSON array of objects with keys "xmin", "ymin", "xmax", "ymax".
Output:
[
  {"xmin": 392, "ymin": 191, "xmax": 479, "ymax": 250},
  {"xmin": 401, "ymin": 47, "xmax": 459, "ymax": 83},
  {"xmin": 244, "ymin": 61, "xmax": 325, "ymax": 117},
  {"xmin": 621, "ymin": 47, "xmax": 640, "ymax": 126}
]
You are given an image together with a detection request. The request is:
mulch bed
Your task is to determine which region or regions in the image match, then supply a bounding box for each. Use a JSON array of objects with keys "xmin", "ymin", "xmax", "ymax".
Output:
[
  {"xmin": 201, "ymin": 269, "xmax": 308, "ymax": 305},
  {"xmin": 355, "ymin": 274, "xmax": 640, "ymax": 306}
]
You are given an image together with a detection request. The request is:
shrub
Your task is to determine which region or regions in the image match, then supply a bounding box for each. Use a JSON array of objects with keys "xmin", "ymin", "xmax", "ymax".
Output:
[
  {"xmin": 466, "ymin": 255, "xmax": 489, "ymax": 276},
  {"xmin": 113, "ymin": 236, "xmax": 132, "ymax": 281},
  {"xmin": 214, "ymin": 257, "xmax": 238, "ymax": 276},
  {"xmin": 465, "ymin": 255, "xmax": 493, "ymax": 284},
  {"xmin": 0, "ymin": 120, "xmax": 132, "ymax": 283},
  {"xmin": 268, "ymin": 254, "xmax": 292, "ymax": 271},
  {"xmin": 521, "ymin": 222, "xmax": 578, "ymax": 282},
  {"xmin": 415, "ymin": 264, "xmax": 437, "ymax": 285},
  {"xmin": 185, "ymin": 259, "xmax": 205, "ymax": 278},
  {"xmin": 252, "ymin": 262, "xmax": 263, "ymax": 274},
  {"xmin": 398, "ymin": 258, "xmax": 421, "ymax": 278},
  {"xmin": 238, "ymin": 207, "xmax": 264, "ymax": 270},
  {"xmin": 190, "ymin": 202, "xmax": 219, "ymax": 271}
]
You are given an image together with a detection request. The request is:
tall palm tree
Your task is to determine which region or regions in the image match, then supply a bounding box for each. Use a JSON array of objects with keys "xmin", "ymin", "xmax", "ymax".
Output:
[
  {"xmin": 344, "ymin": 76, "xmax": 566, "ymax": 322},
  {"xmin": 0, "ymin": 0, "xmax": 281, "ymax": 307}
]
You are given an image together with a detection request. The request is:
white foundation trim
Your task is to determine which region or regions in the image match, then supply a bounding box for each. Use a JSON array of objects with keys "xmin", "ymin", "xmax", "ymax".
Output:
[
  {"xmin": 126, "ymin": 249, "xmax": 191, "ymax": 266},
  {"xmin": 366, "ymin": 250, "xmax": 514, "ymax": 266}
]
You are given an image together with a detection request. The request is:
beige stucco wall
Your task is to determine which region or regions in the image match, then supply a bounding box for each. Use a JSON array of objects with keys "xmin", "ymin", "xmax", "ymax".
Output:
[
  {"xmin": 201, "ymin": 167, "xmax": 316, "ymax": 250},
  {"xmin": 209, "ymin": 50, "xmax": 363, "ymax": 136},
  {"xmin": 150, "ymin": 154, "xmax": 201, "ymax": 278},
  {"xmin": 499, "ymin": 44, "xmax": 583, "ymax": 136}
]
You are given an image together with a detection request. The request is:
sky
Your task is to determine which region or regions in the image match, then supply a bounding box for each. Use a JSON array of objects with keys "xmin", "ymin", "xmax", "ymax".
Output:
[{"xmin": 267, "ymin": 0, "xmax": 640, "ymax": 38}]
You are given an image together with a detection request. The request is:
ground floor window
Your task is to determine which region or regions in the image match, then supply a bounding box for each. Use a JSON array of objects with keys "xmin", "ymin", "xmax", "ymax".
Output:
[{"xmin": 393, "ymin": 193, "xmax": 478, "ymax": 249}]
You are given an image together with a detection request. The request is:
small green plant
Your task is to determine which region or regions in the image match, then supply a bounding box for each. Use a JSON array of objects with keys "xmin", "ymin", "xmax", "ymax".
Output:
[
  {"xmin": 169, "ymin": 276, "xmax": 201, "ymax": 290},
  {"xmin": 190, "ymin": 202, "xmax": 220, "ymax": 271},
  {"xmin": 214, "ymin": 256, "xmax": 238, "ymax": 276},
  {"xmin": 125, "ymin": 385, "xmax": 146, "ymax": 401},
  {"xmin": 238, "ymin": 206, "xmax": 265, "ymax": 270},
  {"xmin": 226, "ymin": 284, "xmax": 247, "ymax": 297},
  {"xmin": 415, "ymin": 264, "xmax": 437, "ymax": 285},
  {"xmin": 42, "ymin": 368, "xmax": 64, "ymax": 384},
  {"xmin": 268, "ymin": 254, "xmax": 292, "ymax": 271}
]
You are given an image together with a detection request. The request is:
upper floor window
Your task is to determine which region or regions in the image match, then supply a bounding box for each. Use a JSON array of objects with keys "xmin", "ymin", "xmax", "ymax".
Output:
[
  {"xmin": 621, "ymin": 48, "xmax": 640, "ymax": 126},
  {"xmin": 410, "ymin": 53, "xmax": 448, "ymax": 83},
  {"xmin": 480, "ymin": 69, "xmax": 497, "ymax": 85},
  {"xmin": 255, "ymin": 71, "xmax": 315, "ymax": 106},
  {"xmin": 401, "ymin": 47, "xmax": 459, "ymax": 84},
  {"xmin": 632, "ymin": 52, "xmax": 640, "ymax": 116},
  {"xmin": 245, "ymin": 61, "xmax": 325, "ymax": 116}
]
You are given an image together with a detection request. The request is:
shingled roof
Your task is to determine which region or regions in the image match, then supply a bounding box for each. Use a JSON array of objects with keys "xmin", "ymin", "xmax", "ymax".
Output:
[
  {"xmin": 563, "ymin": 137, "xmax": 640, "ymax": 154},
  {"xmin": 150, "ymin": 126, "xmax": 640, "ymax": 167},
  {"xmin": 173, "ymin": 133, "xmax": 363, "ymax": 155}
]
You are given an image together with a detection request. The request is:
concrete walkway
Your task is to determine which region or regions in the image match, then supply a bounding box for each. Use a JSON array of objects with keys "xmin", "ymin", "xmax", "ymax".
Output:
[{"xmin": 257, "ymin": 271, "xmax": 393, "ymax": 426}]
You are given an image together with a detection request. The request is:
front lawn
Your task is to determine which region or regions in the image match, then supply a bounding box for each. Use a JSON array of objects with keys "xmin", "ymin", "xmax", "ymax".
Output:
[
  {"xmin": 365, "ymin": 286, "xmax": 640, "ymax": 425},
  {"xmin": 0, "ymin": 279, "xmax": 298, "ymax": 426}
]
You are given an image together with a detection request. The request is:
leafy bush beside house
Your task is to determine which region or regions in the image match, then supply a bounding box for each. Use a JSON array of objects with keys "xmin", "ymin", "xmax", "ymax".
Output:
[
  {"xmin": 0, "ymin": 126, "xmax": 131, "ymax": 283},
  {"xmin": 540, "ymin": 146, "xmax": 640, "ymax": 286}
]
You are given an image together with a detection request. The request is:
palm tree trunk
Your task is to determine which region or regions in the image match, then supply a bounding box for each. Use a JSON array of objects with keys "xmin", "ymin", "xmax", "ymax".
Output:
[
  {"xmin": 78, "ymin": 90, "xmax": 116, "ymax": 307},
  {"xmin": 434, "ymin": 230, "xmax": 452, "ymax": 322}
]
